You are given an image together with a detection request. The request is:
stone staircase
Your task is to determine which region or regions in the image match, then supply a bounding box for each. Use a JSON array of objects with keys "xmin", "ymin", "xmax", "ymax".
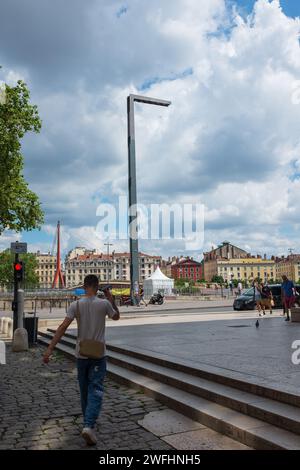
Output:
[{"xmin": 38, "ymin": 328, "xmax": 300, "ymax": 450}]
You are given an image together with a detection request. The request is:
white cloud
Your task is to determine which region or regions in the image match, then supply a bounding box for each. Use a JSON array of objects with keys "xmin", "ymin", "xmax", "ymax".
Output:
[{"xmin": 1, "ymin": 0, "xmax": 300, "ymax": 258}]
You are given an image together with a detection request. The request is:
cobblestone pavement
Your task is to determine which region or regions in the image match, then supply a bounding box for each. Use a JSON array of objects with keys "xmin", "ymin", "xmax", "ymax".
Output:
[{"xmin": 0, "ymin": 344, "xmax": 173, "ymax": 450}]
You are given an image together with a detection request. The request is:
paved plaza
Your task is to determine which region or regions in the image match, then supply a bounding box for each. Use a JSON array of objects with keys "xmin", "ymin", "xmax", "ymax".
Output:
[
  {"xmin": 0, "ymin": 341, "xmax": 249, "ymax": 450},
  {"xmin": 103, "ymin": 314, "xmax": 300, "ymax": 397},
  {"xmin": 0, "ymin": 298, "xmax": 233, "ymax": 320},
  {"xmin": 0, "ymin": 342, "xmax": 172, "ymax": 450}
]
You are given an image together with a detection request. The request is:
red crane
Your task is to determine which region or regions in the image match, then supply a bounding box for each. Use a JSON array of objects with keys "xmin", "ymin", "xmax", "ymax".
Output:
[{"xmin": 52, "ymin": 220, "xmax": 65, "ymax": 289}]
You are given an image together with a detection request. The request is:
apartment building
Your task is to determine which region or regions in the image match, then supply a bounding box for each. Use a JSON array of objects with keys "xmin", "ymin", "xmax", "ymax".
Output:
[
  {"xmin": 35, "ymin": 251, "xmax": 57, "ymax": 288},
  {"xmin": 64, "ymin": 249, "xmax": 161, "ymax": 287}
]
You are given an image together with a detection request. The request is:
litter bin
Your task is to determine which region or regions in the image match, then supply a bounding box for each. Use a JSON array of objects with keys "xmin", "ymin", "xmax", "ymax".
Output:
[{"xmin": 23, "ymin": 312, "xmax": 38, "ymax": 345}]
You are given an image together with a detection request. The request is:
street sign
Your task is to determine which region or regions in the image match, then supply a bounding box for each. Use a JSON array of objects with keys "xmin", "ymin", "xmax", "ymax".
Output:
[{"xmin": 10, "ymin": 242, "xmax": 27, "ymax": 254}]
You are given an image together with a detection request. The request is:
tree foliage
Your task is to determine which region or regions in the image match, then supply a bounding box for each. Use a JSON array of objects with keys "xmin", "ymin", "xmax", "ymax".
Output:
[
  {"xmin": 0, "ymin": 249, "xmax": 39, "ymax": 288},
  {"xmin": 0, "ymin": 77, "xmax": 44, "ymax": 234},
  {"xmin": 211, "ymin": 275, "xmax": 224, "ymax": 284}
]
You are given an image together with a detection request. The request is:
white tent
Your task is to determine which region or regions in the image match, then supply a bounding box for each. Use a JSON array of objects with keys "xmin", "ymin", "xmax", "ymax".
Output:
[{"xmin": 143, "ymin": 266, "xmax": 174, "ymax": 296}]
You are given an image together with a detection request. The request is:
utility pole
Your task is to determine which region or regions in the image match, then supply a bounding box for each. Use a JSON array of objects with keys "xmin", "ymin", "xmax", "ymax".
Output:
[
  {"xmin": 104, "ymin": 242, "xmax": 113, "ymax": 283},
  {"xmin": 10, "ymin": 241, "xmax": 27, "ymax": 332}
]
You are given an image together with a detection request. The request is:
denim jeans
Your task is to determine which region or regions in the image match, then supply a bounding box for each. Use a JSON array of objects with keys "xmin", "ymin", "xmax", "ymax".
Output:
[{"xmin": 77, "ymin": 356, "xmax": 107, "ymax": 428}]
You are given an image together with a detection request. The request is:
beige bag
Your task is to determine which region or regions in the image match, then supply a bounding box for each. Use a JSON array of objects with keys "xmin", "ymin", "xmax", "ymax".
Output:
[{"xmin": 76, "ymin": 301, "xmax": 105, "ymax": 359}]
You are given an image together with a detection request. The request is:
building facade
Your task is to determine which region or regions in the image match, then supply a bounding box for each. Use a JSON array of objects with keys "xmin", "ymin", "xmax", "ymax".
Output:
[
  {"xmin": 204, "ymin": 242, "xmax": 249, "ymax": 281},
  {"xmin": 275, "ymin": 255, "xmax": 300, "ymax": 282},
  {"xmin": 217, "ymin": 257, "xmax": 275, "ymax": 283},
  {"xmin": 171, "ymin": 258, "xmax": 203, "ymax": 282},
  {"xmin": 35, "ymin": 251, "xmax": 57, "ymax": 288},
  {"xmin": 203, "ymin": 242, "xmax": 275, "ymax": 283},
  {"xmin": 204, "ymin": 241, "xmax": 249, "ymax": 262},
  {"xmin": 64, "ymin": 249, "xmax": 162, "ymax": 287}
]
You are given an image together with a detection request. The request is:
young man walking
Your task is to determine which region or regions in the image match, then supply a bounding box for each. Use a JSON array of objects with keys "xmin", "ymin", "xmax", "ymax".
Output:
[{"xmin": 43, "ymin": 275, "xmax": 120, "ymax": 445}]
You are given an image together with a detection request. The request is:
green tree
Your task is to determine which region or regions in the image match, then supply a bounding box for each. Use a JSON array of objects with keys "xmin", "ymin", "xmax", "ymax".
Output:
[
  {"xmin": 211, "ymin": 275, "xmax": 224, "ymax": 284},
  {"xmin": 0, "ymin": 249, "xmax": 39, "ymax": 289},
  {"xmin": 0, "ymin": 77, "xmax": 44, "ymax": 234}
]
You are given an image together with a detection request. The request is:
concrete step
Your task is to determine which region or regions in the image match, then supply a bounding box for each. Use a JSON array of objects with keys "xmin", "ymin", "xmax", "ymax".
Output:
[
  {"xmin": 107, "ymin": 349, "xmax": 300, "ymax": 436},
  {"xmin": 108, "ymin": 363, "xmax": 300, "ymax": 450},
  {"xmin": 38, "ymin": 330, "xmax": 300, "ymax": 449},
  {"xmin": 46, "ymin": 327, "xmax": 300, "ymax": 409},
  {"xmin": 105, "ymin": 342, "xmax": 300, "ymax": 408}
]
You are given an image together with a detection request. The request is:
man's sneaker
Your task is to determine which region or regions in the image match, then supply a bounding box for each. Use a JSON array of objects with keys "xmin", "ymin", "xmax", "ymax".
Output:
[
  {"xmin": 82, "ymin": 427, "xmax": 97, "ymax": 446},
  {"xmin": 285, "ymin": 317, "xmax": 290, "ymax": 322}
]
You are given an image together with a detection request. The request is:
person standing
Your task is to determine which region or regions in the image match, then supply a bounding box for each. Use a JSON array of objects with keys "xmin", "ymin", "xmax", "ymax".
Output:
[
  {"xmin": 257, "ymin": 282, "xmax": 273, "ymax": 316},
  {"xmin": 281, "ymin": 275, "xmax": 296, "ymax": 322},
  {"xmin": 237, "ymin": 281, "xmax": 243, "ymax": 296},
  {"xmin": 43, "ymin": 275, "xmax": 120, "ymax": 446},
  {"xmin": 139, "ymin": 287, "xmax": 147, "ymax": 306}
]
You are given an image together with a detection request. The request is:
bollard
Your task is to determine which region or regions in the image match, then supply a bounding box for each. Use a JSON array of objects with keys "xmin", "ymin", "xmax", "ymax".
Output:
[
  {"xmin": 3, "ymin": 317, "xmax": 9, "ymax": 334},
  {"xmin": 7, "ymin": 319, "xmax": 13, "ymax": 339},
  {"xmin": 0, "ymin": 340, "xmax": 6, "ymax": 364},
  {"xmin": 12, "ymin": 328, "xmax": 28, "ymax": 352}
]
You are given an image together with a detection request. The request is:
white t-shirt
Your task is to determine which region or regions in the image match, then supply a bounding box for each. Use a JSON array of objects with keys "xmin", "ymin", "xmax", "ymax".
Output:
[{"xmin": 66, "ymin": 296, "xmax": 117, "ymax": 359}]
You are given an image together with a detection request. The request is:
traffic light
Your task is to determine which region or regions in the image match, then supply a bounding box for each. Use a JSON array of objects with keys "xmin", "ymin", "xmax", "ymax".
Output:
[{"xmin": 14, "ymin": 261, "xmax": 24, "ymax": 282}]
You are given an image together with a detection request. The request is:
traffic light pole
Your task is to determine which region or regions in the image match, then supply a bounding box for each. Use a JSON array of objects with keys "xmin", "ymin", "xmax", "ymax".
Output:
[{"xmin": 13, "ymin": 253, "xmax": 19, "ymax": 332}]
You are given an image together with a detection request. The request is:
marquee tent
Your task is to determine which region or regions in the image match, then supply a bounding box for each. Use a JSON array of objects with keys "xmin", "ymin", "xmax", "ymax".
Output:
[{"xmin": 143, "ymin": 266, "xmax": 174, "ymax": 296}]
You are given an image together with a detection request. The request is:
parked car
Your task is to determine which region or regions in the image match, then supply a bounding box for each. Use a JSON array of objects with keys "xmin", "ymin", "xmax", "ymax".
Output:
[{"xmin": 233, "ymin": 284, "xmax": 300, "ymax": 311}]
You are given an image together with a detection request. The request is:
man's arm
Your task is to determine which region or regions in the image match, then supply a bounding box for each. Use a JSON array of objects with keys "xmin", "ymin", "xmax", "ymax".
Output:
[
  {"xmin": 43, "ymin": 317, "xmax": 73, "ymax": 363},
  {"xmin": 104, "ymin": 289, "xmax": 120, "ymax": 321}
]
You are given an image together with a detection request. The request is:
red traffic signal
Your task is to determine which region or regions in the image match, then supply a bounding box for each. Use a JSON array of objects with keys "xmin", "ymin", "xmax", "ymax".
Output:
[{"xmin": 14, "ymin": 261, "xmax": 24, "ymax": 282}]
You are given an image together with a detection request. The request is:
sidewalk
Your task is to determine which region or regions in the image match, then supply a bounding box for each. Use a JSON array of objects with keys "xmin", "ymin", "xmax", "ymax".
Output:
[
  {"xmin": 0, "ymin": 344, "xmax": 171, "ymax": 450},
  {"xmin": 0, "ymin": 344, "xmax": 249, "ymax": 450},
  {"xmin": 0, "ymin": 298, "xmax": 234, "ymax": 322}
]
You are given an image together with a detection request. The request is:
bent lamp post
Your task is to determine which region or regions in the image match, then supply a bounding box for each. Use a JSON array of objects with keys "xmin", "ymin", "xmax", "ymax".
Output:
[{"xmin": 127, "ymin": 94, "xmax": 171, "ymax": 305}]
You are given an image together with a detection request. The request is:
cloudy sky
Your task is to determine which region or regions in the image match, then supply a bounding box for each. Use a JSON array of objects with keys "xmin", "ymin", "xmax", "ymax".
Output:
[{"xmin": 0, "ymin": 0, "xmax": 300, "ymax": 260}]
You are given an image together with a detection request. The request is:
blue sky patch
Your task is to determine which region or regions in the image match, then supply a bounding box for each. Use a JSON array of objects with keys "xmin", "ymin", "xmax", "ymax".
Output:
[
  {"xmin": 229, "ymin": 0, "xmax": 300, "ymax": 18},
  {"xmin": 116, "ymin": 5, "xmax": 127, "ymax": 18},
  {"xmin": 138, "ymin": 67, "xmax": 193, "ymax": 91}
]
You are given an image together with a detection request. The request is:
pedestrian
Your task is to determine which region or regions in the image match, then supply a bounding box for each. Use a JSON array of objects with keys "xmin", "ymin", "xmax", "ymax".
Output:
[
  {"xmin": 229, "ymin": 279, "xmax": 233, "ymax": 295},
  {"xmin": 256, "ymin": 282, "xmax": 273, "ymax": 316},
  {"xmin": 281, "ymin": 275, "xmax": 296, "ymax": 322},
  {"xmin": 237, "ymin": 281, "xmax": 243, "ymax": 296},
  {"xmin": 43, "ymin": 274, "xmax": 120, "ymax": 446},
  {"xmin": 139, "ymin": 287, "xmax": 147, "ymax": 306}
]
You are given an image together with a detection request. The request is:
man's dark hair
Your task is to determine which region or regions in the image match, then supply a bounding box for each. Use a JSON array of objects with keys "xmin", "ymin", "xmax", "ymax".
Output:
[{"xmin": 84, "ymin": 274, "xmax": 99, "ymax": 290}]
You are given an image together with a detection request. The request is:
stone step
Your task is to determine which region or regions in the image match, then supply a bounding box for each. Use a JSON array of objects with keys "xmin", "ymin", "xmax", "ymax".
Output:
[
  {"xmin": 107, "ymin": 349, "xmax": 300, "ymax": 436},
  {"xmin": 108, "ymin": 363, "xmax": 300, "ymax": 450},
  {"xmin": 38, "ymin": 334, "xmax": 300, "ymax": 449},
  {"xmin": 105, "ymin": 342, "xmax": 300, "ymax": 408},
  {"xmin": 46, "ymin": 327, "xmax": 300, "ymax": 409}
]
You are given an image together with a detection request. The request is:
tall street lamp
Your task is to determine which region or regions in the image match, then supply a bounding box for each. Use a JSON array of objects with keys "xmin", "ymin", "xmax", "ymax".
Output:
[
  {"xmin": 127, "ymin": 94, "xmax": 171, "ymax": 304},
  {"xmin": 104, "ymin": 241, "xmax": 113, "ymax": 283}
]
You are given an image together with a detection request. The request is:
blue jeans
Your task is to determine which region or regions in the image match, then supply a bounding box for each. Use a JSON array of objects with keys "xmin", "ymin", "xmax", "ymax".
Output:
[{"xmin": 77, "ymin": 356, "xmax": 107, "ymax": 428}]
